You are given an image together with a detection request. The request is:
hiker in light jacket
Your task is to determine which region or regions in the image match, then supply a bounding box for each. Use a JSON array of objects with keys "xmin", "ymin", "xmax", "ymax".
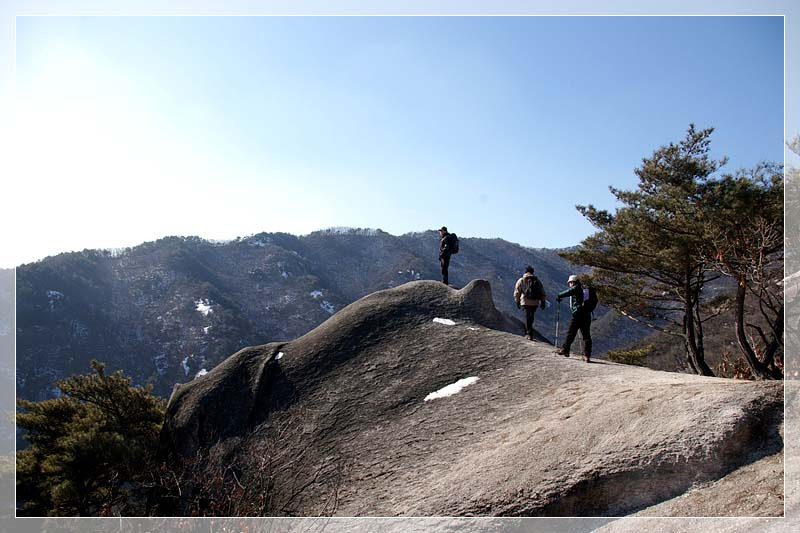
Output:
[
  {"xmin": 513, "ymin": 265, "xmax": 547, "ymax": 341},
  {"xmin": 556, "ymin": 274, "xmax": 592, "ymax": 362}
]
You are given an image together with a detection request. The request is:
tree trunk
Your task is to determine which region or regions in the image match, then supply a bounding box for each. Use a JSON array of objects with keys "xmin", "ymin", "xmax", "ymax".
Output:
[
  {"xmin": 761, "ymin": 304, "xmax": 784, "ymax": 378},
  {"xmin": 683, "ymin": 340, "xmax": 699, "ymax": 374},
  {"xmin": 684, "ymin": 271, "xmax": 714, "ymax": 376},
  {"xmin": 734, "ymin": 275, "xmax": 774, "ymax": 380}
]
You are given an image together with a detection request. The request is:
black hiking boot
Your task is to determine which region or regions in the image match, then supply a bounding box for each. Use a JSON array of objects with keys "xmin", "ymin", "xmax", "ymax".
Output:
[
  {"xmin": 556, "ymin": 349, "xmax": 569, "ymax": 357},
  {"xmin": 583, "ymin": 355, "xmax": 591, "ymax": 363}
]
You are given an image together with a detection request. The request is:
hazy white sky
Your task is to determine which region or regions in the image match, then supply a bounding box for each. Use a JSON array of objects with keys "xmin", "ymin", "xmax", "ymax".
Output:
[{"xmin": 2, "ymin": 4, "xmax": 795, "ymax": 267}]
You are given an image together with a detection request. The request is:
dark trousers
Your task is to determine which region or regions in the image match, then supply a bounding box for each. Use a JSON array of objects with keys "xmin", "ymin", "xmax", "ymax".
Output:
[
  {"xmin": 563, "ymin": 311, "xmax": 592, "ymax": 356},
  {"xmin": 522, "ymin": 305, "xmax": 537, "ymax": 339},
  {"xmin": 440, "ymin": 254, "xmax": 451, "ymax": 285}
]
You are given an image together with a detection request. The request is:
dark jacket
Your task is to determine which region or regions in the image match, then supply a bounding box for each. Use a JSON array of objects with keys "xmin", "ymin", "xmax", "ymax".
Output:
[
  {"xmin": 558, "ymin": 282, "xmax": 585, "ymax": 315},
  {"xmin": 439, "ymin": 233, "xmax": 455, "ymax": 259}
]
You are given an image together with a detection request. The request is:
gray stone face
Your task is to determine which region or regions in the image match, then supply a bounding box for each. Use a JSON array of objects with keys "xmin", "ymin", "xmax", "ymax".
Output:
[{"xmin": 160, "ymin": 280, "xmax": 783, "ymax": 517}]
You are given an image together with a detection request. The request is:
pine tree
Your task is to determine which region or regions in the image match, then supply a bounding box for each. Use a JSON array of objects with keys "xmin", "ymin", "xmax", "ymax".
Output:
[
  {"xmin": 703, "ymin": 164, "xmax": 783, "ymax": 379},
  {"xmin": 17, "ymin": 360, "xmax": 165, "ymax": 516},
  {"xmin": 562, "ymin": 125, "xmax": 723, "ymax": 375}
]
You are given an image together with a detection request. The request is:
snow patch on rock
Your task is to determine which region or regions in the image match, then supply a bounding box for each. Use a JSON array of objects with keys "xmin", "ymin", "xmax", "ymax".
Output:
[{"xmin": 424, "ymin": 377, "xmax": 480, "ymax": 401}]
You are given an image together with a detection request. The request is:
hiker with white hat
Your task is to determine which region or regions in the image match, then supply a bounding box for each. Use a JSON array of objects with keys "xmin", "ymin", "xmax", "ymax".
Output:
[{"xmin": 555, "ymin": 274, "xmax": 595, "ymax": 362}]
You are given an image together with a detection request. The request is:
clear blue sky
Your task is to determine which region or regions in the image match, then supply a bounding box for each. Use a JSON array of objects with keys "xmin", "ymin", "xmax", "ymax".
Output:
[{"xmin": 7, "ymin": 15, "xmax": 785, "ymax": 266}]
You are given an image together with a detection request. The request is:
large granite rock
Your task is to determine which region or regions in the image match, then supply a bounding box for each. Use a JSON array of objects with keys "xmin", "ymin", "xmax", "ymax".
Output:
[{"xmin": 160, "ymin": 280, "xmax": 783, "ymax": 517}]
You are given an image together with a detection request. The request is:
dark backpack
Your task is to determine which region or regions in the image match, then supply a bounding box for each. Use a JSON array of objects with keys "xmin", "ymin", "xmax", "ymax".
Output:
[
  {"xmin": 582, "ymin": 286, "xmax": 598, "ymax": 312},
  {"xmin": 522, "ymin": 276, "xmax": 544, "ymax": 300},
  {"xmin": 449, "ymin": 233, "xmax": 459, "ymax": 254}
]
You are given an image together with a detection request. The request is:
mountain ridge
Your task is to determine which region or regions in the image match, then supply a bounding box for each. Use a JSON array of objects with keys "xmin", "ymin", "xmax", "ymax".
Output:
[{"xmin": 17, "ymin": 230, "xmax": 646, "ymax": 403}]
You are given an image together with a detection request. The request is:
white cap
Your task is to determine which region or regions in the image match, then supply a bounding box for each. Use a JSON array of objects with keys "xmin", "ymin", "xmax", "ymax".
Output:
[{"xmin": 568, "ymin": 275, "xmax": 579, "ymax": 283}]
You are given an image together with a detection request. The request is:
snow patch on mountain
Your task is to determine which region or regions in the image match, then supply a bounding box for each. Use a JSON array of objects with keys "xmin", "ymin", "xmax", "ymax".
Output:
[
  {"xmin": 47, "ymin": 290, "xmax": 65, "ymax": 311},
  {"xmin": 70, "ymin": 319, "xmax": 90, "ymax": 338},
  {"xmin": 247, "ymin": 236, "xmax": 272, "ymax": 247},
  {"xmin": 317, "ymin": 227, "xmax": 381, "ymax": 236},
  {"xmin": 399, "ymin": 269, "xmax": 421, "ymax": 280},
  {"xmin": 195, "ymin": 299, "xmax": 213, "ymax": 316}
]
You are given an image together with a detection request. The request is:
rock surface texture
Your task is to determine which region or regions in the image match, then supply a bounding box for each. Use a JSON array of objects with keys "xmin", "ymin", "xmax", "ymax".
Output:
[{"xmin": 161, "ymin": 280, "xmax": 783, "ymax": 517}]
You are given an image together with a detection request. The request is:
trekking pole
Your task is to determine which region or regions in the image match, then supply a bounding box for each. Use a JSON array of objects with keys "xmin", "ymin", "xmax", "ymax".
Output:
[{"xmin": 555, "ymin": 300, "xmax": 560, "ymax": 349}]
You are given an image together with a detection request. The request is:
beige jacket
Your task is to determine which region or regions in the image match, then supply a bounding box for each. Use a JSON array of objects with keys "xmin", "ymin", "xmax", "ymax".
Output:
[{"xmin": 514, "ymin": 272, "xmax": 547, "ymax": 307}]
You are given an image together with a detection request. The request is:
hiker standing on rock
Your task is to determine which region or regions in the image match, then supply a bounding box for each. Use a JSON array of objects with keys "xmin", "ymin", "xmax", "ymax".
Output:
[
  {"xmin": 556, "ymin": 274, "xmax": 595, "ymax": 362},
  {"xmin": 513, "ymin": 265, "xmax": 546, "ymax": 341},
  {"xmin": 438, "ymin": 226, "xmax": 459, "ymax": 286}
]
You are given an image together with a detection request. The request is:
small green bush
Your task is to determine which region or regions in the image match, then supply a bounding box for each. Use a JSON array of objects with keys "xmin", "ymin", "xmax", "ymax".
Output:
[{"xmin": 608, "ymin": 344, "xmax": 654, "ymax": 367}]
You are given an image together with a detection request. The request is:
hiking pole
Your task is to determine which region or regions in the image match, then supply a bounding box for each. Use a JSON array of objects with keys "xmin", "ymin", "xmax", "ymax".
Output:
[{"xmin": 555, "ymin": 300, "xmax": 560, "ymax": 349}]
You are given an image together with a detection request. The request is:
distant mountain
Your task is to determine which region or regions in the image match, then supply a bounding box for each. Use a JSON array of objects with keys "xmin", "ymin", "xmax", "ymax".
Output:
[
  {"xmin": 0, "ymin": 268, "xmax": 13, "ymax": 454},
  {"xmin": 15, "ymin": 229, "xmax": 650, "ymax": 402}
]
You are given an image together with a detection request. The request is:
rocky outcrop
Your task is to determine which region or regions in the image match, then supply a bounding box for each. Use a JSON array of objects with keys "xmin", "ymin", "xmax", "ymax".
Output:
[
  {"xmin": 161, "ymin": 280, "xmax": 526, "ymax": 458},
  {"xmin": 160, "ymin": 280, "xmax": 783, "ymax": 517}
]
